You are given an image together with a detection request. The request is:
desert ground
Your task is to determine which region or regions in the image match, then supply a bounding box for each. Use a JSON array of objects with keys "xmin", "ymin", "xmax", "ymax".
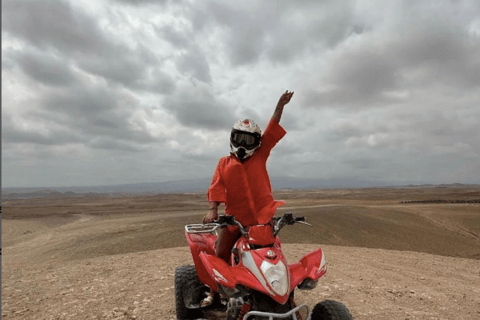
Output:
[{"xmin": 2, "ymin": 186, "xmax": 480, "ymax": 319}]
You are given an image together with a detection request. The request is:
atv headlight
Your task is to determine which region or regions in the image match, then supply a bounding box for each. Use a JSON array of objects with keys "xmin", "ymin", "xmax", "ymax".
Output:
[{"xmin": 260, "ymin": 261, "xmax": 288, "ymax": 296}]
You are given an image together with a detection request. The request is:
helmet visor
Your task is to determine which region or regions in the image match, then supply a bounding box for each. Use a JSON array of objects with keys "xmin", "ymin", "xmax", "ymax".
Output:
[{"xmin": 231, "ymin": 131, "xmax": 259, "ymax": 150}]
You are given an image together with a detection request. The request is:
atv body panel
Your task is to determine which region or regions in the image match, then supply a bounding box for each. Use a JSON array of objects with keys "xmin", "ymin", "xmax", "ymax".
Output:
[{"xmin": 186, "ymin": 222, "xmax": 326, "ymax": 305}]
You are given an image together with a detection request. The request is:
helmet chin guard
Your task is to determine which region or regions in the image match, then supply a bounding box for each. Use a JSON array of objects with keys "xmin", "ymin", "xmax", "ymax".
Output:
[
  {"xmin": 236, "ymin": 147, "xmax": 246, "ymax": 160},
  {"xmin": 230, "ymin": 144, "xmax": 258, "ymax": 162}
]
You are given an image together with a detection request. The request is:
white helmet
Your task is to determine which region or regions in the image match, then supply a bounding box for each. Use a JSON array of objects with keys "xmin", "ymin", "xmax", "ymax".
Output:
[{"xmin": 230, "ymin": 119, "xmax": 262, "ymax": 161}]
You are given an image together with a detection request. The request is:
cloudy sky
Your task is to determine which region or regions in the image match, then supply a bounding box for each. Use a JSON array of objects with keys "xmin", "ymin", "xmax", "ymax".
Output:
[{"xmin": 2, "ymin": 0, "xmax": 480, "ymax": 188}]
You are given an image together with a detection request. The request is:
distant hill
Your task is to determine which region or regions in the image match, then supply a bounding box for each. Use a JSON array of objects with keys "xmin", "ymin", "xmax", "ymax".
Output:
[{"xmin": 2, "ymin": 177, "xmax": 479, "ymax": 199}]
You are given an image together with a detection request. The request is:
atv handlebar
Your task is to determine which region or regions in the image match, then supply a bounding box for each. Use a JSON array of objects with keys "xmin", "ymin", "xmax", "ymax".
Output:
[
  {"xmin": 273, "ymin": 213, "xmax": 313, "ymax": 236},
  {"xmin": 215, "ymin": 215, "xmax": 248, "ymax": 236}
]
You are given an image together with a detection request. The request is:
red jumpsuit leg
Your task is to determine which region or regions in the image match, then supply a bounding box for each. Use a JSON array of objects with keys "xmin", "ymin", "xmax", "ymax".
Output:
[{"xmin": 215, "ymin": 225, "xmax": 240, "ymax": 263}]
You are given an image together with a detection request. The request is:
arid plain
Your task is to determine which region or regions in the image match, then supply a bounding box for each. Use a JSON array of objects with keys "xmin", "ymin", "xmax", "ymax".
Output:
[{"xmin": 2, "ymin": 186, "xmax": 480, "ymax": 319}]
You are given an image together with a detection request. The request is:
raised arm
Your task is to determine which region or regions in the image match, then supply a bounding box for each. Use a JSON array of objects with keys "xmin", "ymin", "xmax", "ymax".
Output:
[{"xmin": 271, "ymin": 90, "xmax": 294, "ymax": 123}]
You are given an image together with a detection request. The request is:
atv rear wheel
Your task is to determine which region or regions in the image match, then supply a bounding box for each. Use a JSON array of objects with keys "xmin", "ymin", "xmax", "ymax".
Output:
[
  {"xmin": 311, "ymin": 300, "xmax": 353, "ymax": 320},
  {"xmin": 174, "ymin": 265, "xmax": 204, "ymax": 320}
]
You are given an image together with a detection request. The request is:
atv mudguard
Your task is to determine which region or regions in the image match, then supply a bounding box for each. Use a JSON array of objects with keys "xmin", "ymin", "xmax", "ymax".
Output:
[
  {"xmin": 288, "ymin": 248, "xmax": 326, "ymax": 291},
  {"xmin": 185, "ymin": 231, "xmax": 219, "ymax": 291},
  {"xmin": 198, "ymin": 251, "xmax": 275, "ymax": 296}
]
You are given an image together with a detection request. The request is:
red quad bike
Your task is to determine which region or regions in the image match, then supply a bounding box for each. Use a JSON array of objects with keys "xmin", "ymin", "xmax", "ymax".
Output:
[{"xmin": 175, "ymin": 213, "xmax": 353, "ymax": 320}]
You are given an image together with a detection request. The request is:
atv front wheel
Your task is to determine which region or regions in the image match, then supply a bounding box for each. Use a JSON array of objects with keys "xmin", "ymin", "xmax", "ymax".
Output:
[
  {"xmin": 174, "ymin": 265, "xmax": 204, "ymax": 320},
  {"xmin": 311, "ymin": 300, "xmax": 353, "ymax": 320}
]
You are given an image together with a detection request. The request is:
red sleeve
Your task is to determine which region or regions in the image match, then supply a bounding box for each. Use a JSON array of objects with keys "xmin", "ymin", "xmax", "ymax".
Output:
[
  {"xmin": 257, "ymin": 119, "xmax": 287, "ymax": 158},
  {"xmin": 207, "ymin": 158, "xmax": 227, "ymax": 203}
]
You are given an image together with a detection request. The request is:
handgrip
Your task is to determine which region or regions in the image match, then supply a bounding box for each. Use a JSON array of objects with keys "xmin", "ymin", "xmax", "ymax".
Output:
[{"xmin": 215, "ymin": 215, "xmax": 236, "ymax": 225}]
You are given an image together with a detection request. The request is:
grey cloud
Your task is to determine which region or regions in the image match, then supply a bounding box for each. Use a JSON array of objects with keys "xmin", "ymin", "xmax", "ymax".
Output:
[
  {"xmin": 176, "ymin": 52, "xmax": 212, "ymax": 84},
  {"xmin": 269, "ymin": 140, "xmax": 303, "ymax": 158},
  {"xmin": 392, "ymin": 21, "xmax": 480, "ymax": 89},
  {"xmin": 4, "ymin": 0, "xmax": 167, "ymax": 92},
  {"xmin": 76, "ymin": 39, "xmax": 164, "ymax": 89},
  {"xmin": 183, "ymin": 151, "xmax": 220, "ymax": 161},
  {"xmin": 86, "ymin": 137, "xmax": 145, "ymax": 152},
  {"xmin": 266, "ymin": 0, "xmax": 355, "ymax": 63},
  {"xmin": 163, "ymin": 82, "xmax": 236, "ymax": 130},
  {"xmin": 2, "ymin": 112, "xmax": 83, "ymax": 146},
  {"xmin": 137, "ymin": 43, "xmax": 160, "ymax": 66},
  {"xmin": 399, "ymin": 26, "xmax": 466, "ymax": 65},
  {"xmin": 190, "ymin": 1, "xmax": 271, "ymax": 66},
  {"xmin": 8, "ymin": 48, "xmax": 77, "ymax": 87},
  {"xmin": 155, "ymin": 24, "xmax": 191, "ymax": 49},
  {"xmin": 329, "ymin": 51, "xmax": 398, "ymax": 97},
  {"xmin": 190, "ymin": 0, "xmax": 354, "ymax": 66},
  {"xmin": 301, "ymin": 49, "xmax": 402, "ymax": 109},
  {"xmin": 303, "ymin": 2, "xmax": 480, "ymax": 110},
  {"xmin": 3, "ymin": 0, "xmax": 110, "ymax": 56},
  {"xmin": 155, "ymin": 24, "xmax": 212, "ymax": 83},
  {"xmin": 327, "ymin": 117, "xmax": 392, "ymax": 143},
  {"xmin": 324, "ymin": 107, "xmax": 480, "ymax": 161},
  {"xmin": 229, "ymin": 27, "xmax": 266, "ymax": 66},
  {"xmin": 279, "ymin": 114, "xmax": 302, "ymax": 131},
  {"xmin": 341, "ymin": 158, "xmax": 375, "ymax": 170},
  {"xmin": 114, "ymin": 0, "xmax": 171, "ymax": 6},
  {"xmin": 391, "ymin": 109, "xmax": 480, "ymax": 155},
  {"xmin": 135, "ymin": 69, "xmax": 176, "ymax": 94},
  {"xmin": 75, "ymin": 40, "xmax": 169, "ymax": 91},
  {"xmin": 45, "ymin": 84, "xmax": 118, "ymax": 118},
  {"xmin": 78, "ymin": 56, "xmax": 145, "ymax": 88},
  {"xmin": 27, "ymin": 83, "xmax": 160, "ymax": 149},
  {"xmin": 2, "ymin": 56, "xmax": 15, "ymax": 70}
]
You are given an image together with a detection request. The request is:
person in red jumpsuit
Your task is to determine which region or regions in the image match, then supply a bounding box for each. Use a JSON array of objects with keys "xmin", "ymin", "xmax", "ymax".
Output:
[{"xmin": 200, "ymin": 90, "xmax": 294, "ymax": 306}]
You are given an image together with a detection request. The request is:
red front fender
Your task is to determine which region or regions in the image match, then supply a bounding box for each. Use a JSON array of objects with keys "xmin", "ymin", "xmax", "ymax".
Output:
[
  {"xmin": 198, "ymin": 252, "xmax": 285, "ymax": 299},
  {"xmin": 288, "ymin": 248, "xmax": 326, "ymax": 291}
]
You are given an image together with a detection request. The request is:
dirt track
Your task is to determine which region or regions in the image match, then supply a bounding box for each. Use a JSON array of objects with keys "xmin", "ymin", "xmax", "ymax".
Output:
[{"xmin": 2, "ymin": 187, "xmax": 480, "ymax": 319}]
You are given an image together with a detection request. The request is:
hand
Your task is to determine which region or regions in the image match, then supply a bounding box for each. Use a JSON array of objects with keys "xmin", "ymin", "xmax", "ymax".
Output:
[
  {"xmin": 202, "ymin": 210, "xmax": 218, "ymax": 224},
  {"xmin": 278, "ymin": 90, "xmax": 294, "ymax": 106}
]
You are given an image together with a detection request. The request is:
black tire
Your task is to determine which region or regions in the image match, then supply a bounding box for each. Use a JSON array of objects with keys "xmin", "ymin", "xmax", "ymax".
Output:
[
  {"xmin": 311, "ymin": 300, "xmax": 353, "ymax": 320},
  {"xmin": 174, "ymin": 265, "xmax": 203, "ymax": 320}
]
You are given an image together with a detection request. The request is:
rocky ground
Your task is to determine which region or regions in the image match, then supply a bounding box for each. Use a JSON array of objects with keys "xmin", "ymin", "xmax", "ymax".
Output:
[{"xmin": 2, "ymin": 187, "xmax": 480, "ymax": 319}]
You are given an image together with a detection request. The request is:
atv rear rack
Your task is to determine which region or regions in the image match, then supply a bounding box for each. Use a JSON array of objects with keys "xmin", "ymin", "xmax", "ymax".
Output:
[{"xmin": 185, "ymin": 223, "xmax": 221, "ymax": 234}]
